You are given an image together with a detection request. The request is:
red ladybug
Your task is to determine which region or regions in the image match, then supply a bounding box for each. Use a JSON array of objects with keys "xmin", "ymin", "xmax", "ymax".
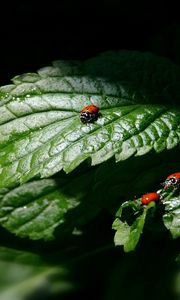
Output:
[
  {"xmin": 141, "ymin": 192, "xmax": 160, "ymax": 205},
  {"xmin": 80, "ymin": 105, "xmax": 100, "ymax": 124},
  {"xmin": 162, "ymin": 172, "xmax": 180, "ymax": 190}
]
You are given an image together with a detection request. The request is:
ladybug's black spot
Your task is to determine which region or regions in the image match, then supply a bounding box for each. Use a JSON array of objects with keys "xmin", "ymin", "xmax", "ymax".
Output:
[{"xmin": 80, "ymin": 111, "xmax": 100, "ymax": 124}]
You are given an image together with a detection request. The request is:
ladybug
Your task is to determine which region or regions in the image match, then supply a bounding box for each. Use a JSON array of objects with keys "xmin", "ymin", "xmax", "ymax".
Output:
[
  {"xmin": 141, "ymin": 192, "xmax": 160, "ymax": 205},
  {"xmin": 80, "ymin": 105, "xmax": 100, "ymax": 124},
  {"xmin": 162, "ymin": 172, "xmax": 180, "ymax": 190}
]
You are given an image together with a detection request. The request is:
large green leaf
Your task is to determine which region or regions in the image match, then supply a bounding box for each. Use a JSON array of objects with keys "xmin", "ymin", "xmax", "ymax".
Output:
[
  {"xmin": 0, "ymin": 169, "xmax": 99, "ymax": 240},
  {"xmin": 85, "ymin": 51, "xmax": 180, "ymax": 104},
  {"xmin": 0, "ymin": 52, "xmax": 179, "ymax": 189}
]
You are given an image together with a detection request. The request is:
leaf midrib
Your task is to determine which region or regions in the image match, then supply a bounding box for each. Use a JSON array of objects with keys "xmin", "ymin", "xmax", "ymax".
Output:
[{"xmin": 0, "ymin": 106, "xmax": 141, "ymax": 169}]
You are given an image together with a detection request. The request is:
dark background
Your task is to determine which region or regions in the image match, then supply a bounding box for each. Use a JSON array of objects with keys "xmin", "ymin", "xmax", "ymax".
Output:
[{"xmin": 0, "ymin": 1, "xmax": 180, "ymax": 86}]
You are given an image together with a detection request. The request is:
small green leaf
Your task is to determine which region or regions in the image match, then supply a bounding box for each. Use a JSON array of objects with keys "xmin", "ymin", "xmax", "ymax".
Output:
[
  {"xmin": 163, "ymin": 196, "xmax": 180, "ymax": 238},
  {"xmin": 112, "ymin": 218, "xmax": 130, "ymax": 246},
  {"xmin": 113, "ymin": 200, "xmax": 155, "ymax": 252},
  {"xmin": 0, "ymin": 52, "xmax": 179, "ymax": 188},
  {"xmin": 123, "ymin": 208, "xmax": 147, "ymax": 252}
]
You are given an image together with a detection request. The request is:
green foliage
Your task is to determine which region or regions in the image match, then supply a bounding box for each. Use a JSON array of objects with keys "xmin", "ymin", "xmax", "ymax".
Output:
[
  {"xmin": 0, "ymin": 169, "xmax": 103, "ymax": 240},
  {"xmin": 113, "ymin": 202, "xmax": 154, "ymax": 252},
  {"xmin": 112, "ymin": 186, "xmax": 180, "ymax": 252},
  {"xmin": 163, "ymin": 196, "xmax": 180, "ymax": 238},
  {"xmin": 0, "ymin": 247, "xmax": 72, "ymax": 300},
  {"xmin": 0, "ymin": 51, "xmax": 179, "ymax": 299},
  {"xmin": 0, "ymin": 52, "xmax": 179, "ymax": 188}
]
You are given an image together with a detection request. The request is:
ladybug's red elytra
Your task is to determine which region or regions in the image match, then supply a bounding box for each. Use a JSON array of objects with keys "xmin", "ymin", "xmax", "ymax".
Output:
[
  {"xmin": 80, "ymin": 105, "xmax": 100, "ymax": 124},
  {"xmin": 162, "ymin": 172, "xmax": 180, "ymax": 190},
  {"xmin": 141, "ymin": 192, "xmax": 160, "ymax": 205}
]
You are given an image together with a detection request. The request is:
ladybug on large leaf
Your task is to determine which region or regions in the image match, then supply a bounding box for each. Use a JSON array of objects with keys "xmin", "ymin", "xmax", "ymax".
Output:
[{"xmin": 80, "ymin": 105, "xmax": 101, "ymax": 124}]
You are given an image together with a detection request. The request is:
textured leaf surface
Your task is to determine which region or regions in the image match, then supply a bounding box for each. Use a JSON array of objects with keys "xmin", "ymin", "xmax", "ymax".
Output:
[
  {"xmin": 0, "ymin": 52, "xmax": 179, "ymax": 188},
  {"xmin": 0, "ymin": 154, "xmax": 180, "ymax": 240},
  {"xmin": 163, "ymin": 197, "xmax": 180, "ymax": 238},
  {"xmin": 85, "ymin": 51, "xmax": 180, "ymax": 104},
  {"xmin": 0, "ymin": 169, "xmax": 97, "ymax": 240}
]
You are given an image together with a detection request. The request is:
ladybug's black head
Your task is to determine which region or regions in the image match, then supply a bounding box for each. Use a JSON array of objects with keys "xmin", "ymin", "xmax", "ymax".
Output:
[
  {"xmin": 80, "ymin": 111, "xmax": 99, "ymax": 124},
  {"xmin": 162, "ymin": 177, "xmax": 177, "ymax": 189}
]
